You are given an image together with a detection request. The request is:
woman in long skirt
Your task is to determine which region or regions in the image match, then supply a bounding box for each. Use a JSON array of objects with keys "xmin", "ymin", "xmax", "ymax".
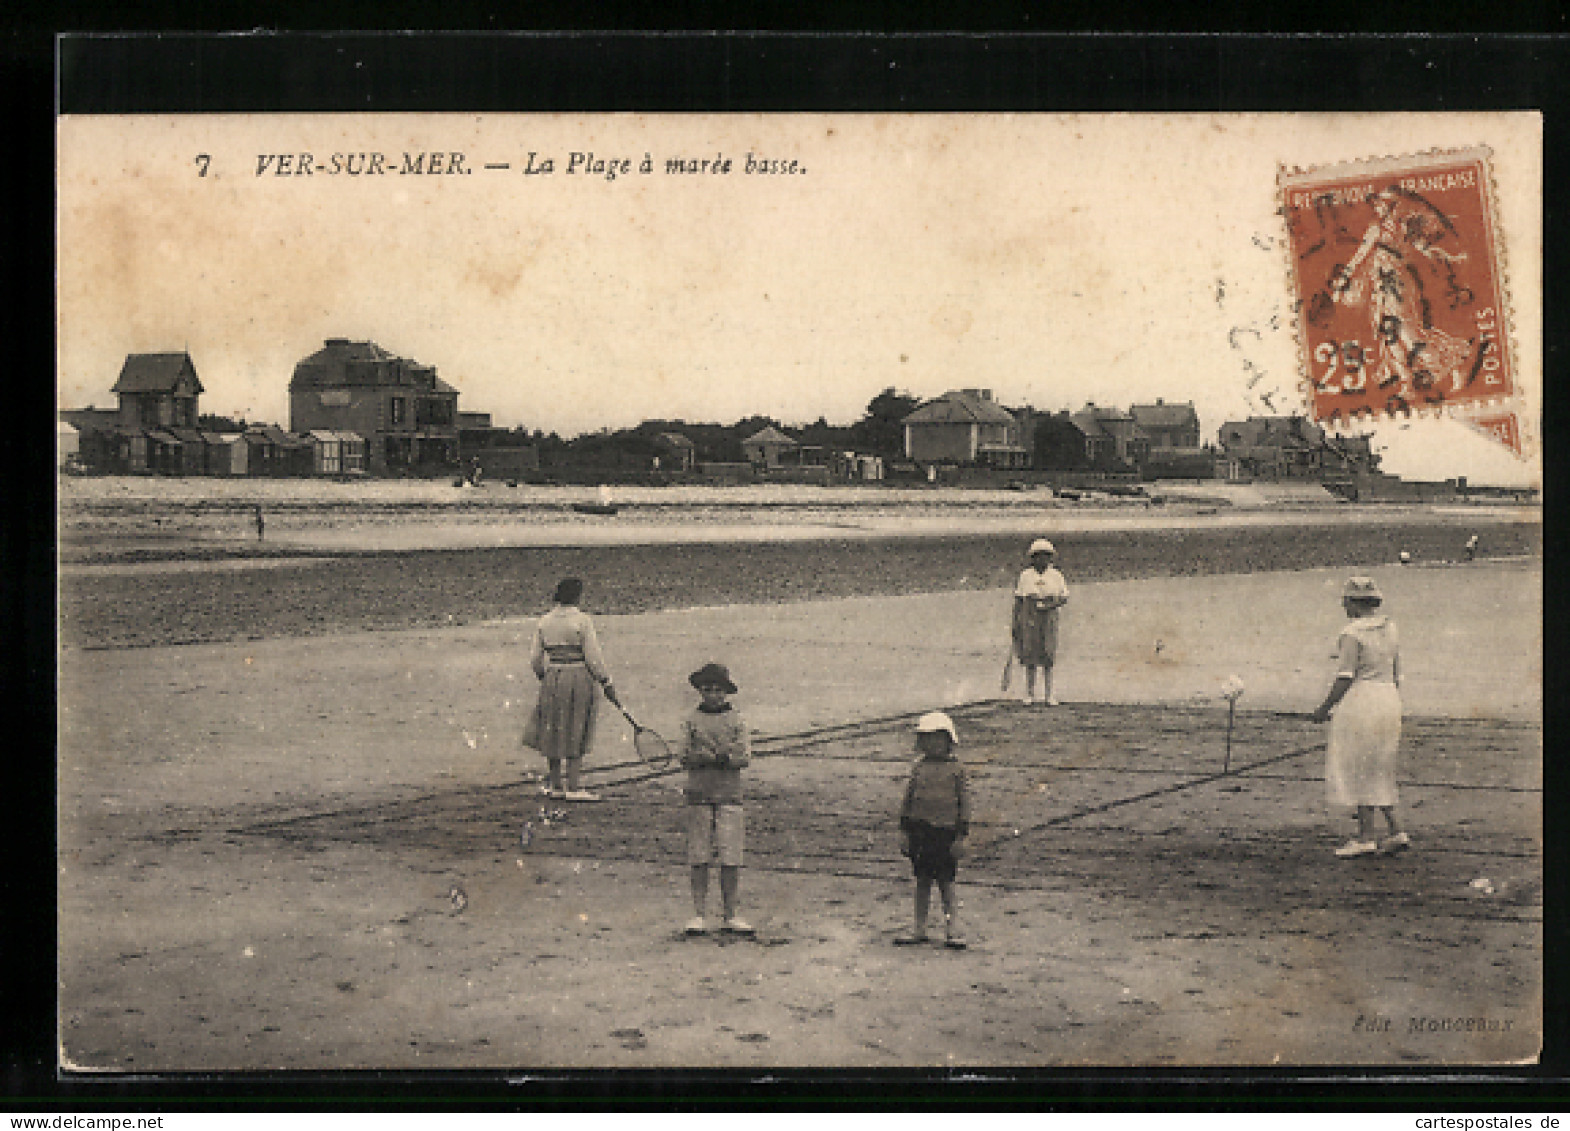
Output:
[
  {"xmin": 525, "ymin": 577, "xmax": 617, "ymax": 802},
  {"xmin": 1311, "ymin": 576, "xmax": 1408, "ymax": 858},
  {"xmin": 1012, "ymin": 539, "xmax": 1069, "ymax": 705}
]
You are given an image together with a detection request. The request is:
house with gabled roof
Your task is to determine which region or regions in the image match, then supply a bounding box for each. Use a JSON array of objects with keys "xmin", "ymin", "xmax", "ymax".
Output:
[
  {"xmin": 741, "ymin": 425, "xmax": 798, "ymax": 469},
  {"xmin": 655, "ymin": 431, "xmax": 697, "ymax": 472},
  {"xmin": 1033, "ymin": 403, "xmax": 1147, "ymax": 470},
  {"xmin": 112, "ymin": 352, "xmax": 203, "ymax": 431},
  {"xmin": 1129, "ymin": 399, "xmax": 1202, "ymax": 450},
  {"xmin": 901, "ymin": 388, "xmax": 1027, "ymax": 468},
  {"xmin": 289, "ymin": 338, "xmax": 459, "ymax": 476}
]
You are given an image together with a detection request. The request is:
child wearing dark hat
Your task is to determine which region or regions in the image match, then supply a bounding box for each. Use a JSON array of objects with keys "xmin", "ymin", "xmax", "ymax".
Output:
[
  {"xmin": 680, "ymin": 662, "xmax": 753, "ymax": 935},
  {"xmin": 896, "ymin": 712, "xmax": 972, "ymax": 949}
]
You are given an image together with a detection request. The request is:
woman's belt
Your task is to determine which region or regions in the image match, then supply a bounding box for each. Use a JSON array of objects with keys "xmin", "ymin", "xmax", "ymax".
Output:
[{"xmin": 544, "ymin": 645, "xmax": 586, "ymax": 664}]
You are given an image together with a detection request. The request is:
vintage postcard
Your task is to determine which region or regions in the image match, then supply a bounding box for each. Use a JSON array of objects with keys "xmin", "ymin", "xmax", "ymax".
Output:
[{"xmin": 57, "ymin": 112, "xmax": 1541, "ymax": 1071}]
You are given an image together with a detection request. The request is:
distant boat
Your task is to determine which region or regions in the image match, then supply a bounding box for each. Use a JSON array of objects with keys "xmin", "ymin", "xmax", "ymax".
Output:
[{"xmin": 572, "ymin": 485, "xmax": 619, "ymax": 516}]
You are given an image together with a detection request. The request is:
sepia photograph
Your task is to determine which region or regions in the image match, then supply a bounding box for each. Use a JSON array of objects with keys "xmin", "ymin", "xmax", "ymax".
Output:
[{"xmin": 55, "ymin": 105, "xmax": 1542, "ymax": 1072}]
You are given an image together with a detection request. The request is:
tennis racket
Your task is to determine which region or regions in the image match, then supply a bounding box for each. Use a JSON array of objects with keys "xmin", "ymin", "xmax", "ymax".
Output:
[
  {"xmin": 611, "ymin": 700, "xmax": 675, "ymax": 769},
  {"xmin": 1000, "ymin": 651, "xmax": 1015, "ymax": 694}
]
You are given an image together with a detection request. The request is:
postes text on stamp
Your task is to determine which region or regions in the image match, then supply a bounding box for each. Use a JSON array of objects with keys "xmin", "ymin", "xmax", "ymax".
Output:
[{"xmin": 1279, "ymin": 147, "xmax": 1513, "ymax": 427}]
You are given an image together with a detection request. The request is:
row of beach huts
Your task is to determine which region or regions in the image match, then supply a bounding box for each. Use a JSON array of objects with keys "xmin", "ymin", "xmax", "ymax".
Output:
[{"xmin": 60, "ymin": 420, "xmax": 371, "ymax": 478}]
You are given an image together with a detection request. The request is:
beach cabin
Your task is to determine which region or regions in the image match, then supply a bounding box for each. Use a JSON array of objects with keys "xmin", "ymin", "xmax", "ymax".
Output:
[
  {"xmin": 58, "ymin": 421, "xmax": 79, "ymax": 468},
  {"xmin": 244, "ymin": 425, "xmax": 313, "ymax": 477},
  {"xmin": 308, "ymin": 429, "xmax": 368, "ymax": 476},
  {"xmin": 202, "ymin": 432, "xmax": 249, "ymax": 476},
  {"xmin": 168, "ymin": 427, "xmax": 209, "ymax": 476}
]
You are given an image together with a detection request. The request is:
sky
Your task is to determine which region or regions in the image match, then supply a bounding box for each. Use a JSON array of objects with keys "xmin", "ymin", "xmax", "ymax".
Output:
[{"xmin": 57, "ymin": 113, "xmax": 1541, "ymax": 485}]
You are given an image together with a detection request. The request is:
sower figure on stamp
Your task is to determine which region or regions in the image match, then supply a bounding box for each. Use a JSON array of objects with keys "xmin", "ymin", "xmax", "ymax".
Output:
[
  {"xmin": 896, "ymin": 712, "xmax": 971, "ymax": 949},
  {"xmin": 524, "ymin": 577, "xmax": 616, "ymax": 802},
  {"xmin": 1329, "ymin": 189, "xmax": 1475, "ymax": 396},
  {"xmin": 1311, "ymin": 576, "xmax": 1409, "ymax": 858},
  {"xmin": 680, "ymin": 662, "xmax": 753, "ymax": 937},
  {"xmin": 1012, "ymin": 539, "xmax": 1069, "ymax": 706}
]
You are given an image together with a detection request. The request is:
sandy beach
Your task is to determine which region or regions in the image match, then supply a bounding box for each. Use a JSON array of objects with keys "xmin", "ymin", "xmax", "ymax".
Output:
[{"xmin": 57, "ymin": 502, "xmax": 1542, "ymax": 1068}]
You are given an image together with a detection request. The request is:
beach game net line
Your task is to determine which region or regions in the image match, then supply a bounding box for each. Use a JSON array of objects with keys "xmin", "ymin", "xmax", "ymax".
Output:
[{"xmin": 203, "ymin": 699, "xmax": 1541, "ymax": 926}]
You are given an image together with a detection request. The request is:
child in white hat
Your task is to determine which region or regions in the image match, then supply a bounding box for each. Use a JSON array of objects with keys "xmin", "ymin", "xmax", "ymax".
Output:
[
  {"xmin": 1013, "ymin": 539, "xmax": 1069, "ymax": 705},
  {"xmin": 895, "ymin": 712, "xmax": 972, "ymax": 948}
]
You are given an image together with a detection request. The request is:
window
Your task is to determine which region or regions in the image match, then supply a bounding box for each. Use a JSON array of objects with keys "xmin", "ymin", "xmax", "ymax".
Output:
[{"xmin": 390, "ymin": 397, "xmax": 406, "ymax": 425}]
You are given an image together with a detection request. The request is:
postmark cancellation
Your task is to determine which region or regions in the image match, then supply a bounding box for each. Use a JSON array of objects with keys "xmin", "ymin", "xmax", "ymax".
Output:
[{"xmin": 1279, "ymin": 147, "xmax": 1528, "ymax": 456}]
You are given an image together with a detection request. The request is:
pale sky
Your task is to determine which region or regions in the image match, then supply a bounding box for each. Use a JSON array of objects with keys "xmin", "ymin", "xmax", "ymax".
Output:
[{"xmin": 57, "ymin": 113, "xmax": 1541, "ymax": 485}]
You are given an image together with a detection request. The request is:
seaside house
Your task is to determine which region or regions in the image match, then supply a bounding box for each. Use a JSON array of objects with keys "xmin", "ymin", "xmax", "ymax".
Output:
[
  {"xmin": 741, "ymin": 425, "xmax": 798, "ymax": 469},
  {"xmin": 112, "ymin": 352, "xmax": 203, "ymax": 431},
  {"xmin": 901, "ymin": 389, "xmax": 1027, "ymax": 468},
  {"xmin": 654, "ymin": 432, "xmax": 698, "ymax": 472},
  {"xmin": 289, "ymin": 338, "xmax": 459, "ymax": 476},
  {"xmin": 1033, "ymin": 404, "xmax": 1147, "ymax": 471},
  {"xmin": 1217, "ymin": 415, "xmax": 1373, "ymax": 480},
  {"xmin": 1129, "ymin": 400, "xmax": 1202, "ymax": 450}
]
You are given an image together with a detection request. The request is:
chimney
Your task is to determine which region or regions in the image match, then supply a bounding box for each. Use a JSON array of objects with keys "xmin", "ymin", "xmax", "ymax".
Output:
[{"xmin": 1155, "ymin": 397, "xmax": 1164, "ymax": 405}]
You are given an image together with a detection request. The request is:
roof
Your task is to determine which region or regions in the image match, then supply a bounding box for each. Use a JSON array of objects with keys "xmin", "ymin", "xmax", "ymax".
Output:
[
  {"xmin": 657, "ymin": 432, "xmax": 696, "ymax": 448},
  {"xmin": 59, "ymin": 408, "xmax": 121, "ymax": 433},
  {"xmin": 1129, "ymin": 402, "xmax": 1200, "ymax": 429},
  {"xmin": 167, "ymin": 428, "xmax": 208, "ymax": 443},
  {"xmin": 291, "ymin": 339, "xmax": 448, "ymax": 392},
  {"xmin": 112, "ymin": 353, "xmax": 203, "ymax": 395},
  {"xmin": 246, "ymin": 425, "xmax": 311, "ymax": 447},
  {"xmin": 201, "ymin": 431, "xmax": 244, "ymax": 444},
  {"xmin": 902, "ymin": 391, "xmax": 1017, "ymax": 427},
  {"xmin": 145, "ymin": 429, "xmax": 181, "ymax": 444},
  {"xmin": 308, "ymin": 429, "xmax": 366, "ymax": 443},
  {"xmin": 743, "ymin": 426, "xmax": 797, "ymax": 446},
  {"xmin": 1067, "ymin": 411, "xmax": 1110, "ymax": 439}
]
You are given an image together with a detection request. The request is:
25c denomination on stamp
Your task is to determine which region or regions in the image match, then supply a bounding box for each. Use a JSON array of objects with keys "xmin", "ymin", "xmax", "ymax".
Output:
[{"xmin": 1279, "ymin": 147, "xmax": 1515, "ymax": 429}]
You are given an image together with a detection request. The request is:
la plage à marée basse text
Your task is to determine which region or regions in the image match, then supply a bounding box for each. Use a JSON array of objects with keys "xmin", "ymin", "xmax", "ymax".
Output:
[{"xmin": 252, "ymin": 151, "xmax": 804, "ymax": 179}]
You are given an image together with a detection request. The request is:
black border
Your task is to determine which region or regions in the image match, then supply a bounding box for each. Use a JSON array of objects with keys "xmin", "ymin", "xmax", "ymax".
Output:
[{"xmin": 11, "ymin": 28, "xmax": 1568, "ymax": 1111}]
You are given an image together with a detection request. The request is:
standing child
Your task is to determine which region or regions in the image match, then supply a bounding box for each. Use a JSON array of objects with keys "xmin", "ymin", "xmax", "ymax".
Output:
[
  {"xmin": 896, "ymin": 712, "xmax": 972, "ymax": 949},
  {"xmin": 1013, "ymin": 539, "xmax": 1069, "ymax": 705},
  {"xmin": 680, "ymin": 662, "xmax": 753, "ymax": 936}
]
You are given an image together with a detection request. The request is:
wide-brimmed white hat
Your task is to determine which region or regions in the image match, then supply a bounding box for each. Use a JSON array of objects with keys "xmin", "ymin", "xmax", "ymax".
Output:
[
  {"xmin": 1028, "ymin": 538, "xmax": 1056, "ymax": 556},
  {"xmin": 914, "ymin": 711, "xmax": 959, "ymax": 744},
  {"xmin": 1342, "ymin": 576, "xmax": 1383, "ymax": 602}
]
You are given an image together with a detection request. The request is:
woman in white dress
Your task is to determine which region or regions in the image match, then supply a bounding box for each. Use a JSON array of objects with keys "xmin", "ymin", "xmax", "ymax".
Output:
[
  {"xmin": 1311, "ymin": 576, "xmax": 1408, "ymax": 858},
  {"xmin": 1012, "ymin": 539, "xmax": 1069, "ymax": 706},
  {"xmin": 525, "ymin": 577, "xmax": 617, "ymax": 802}
]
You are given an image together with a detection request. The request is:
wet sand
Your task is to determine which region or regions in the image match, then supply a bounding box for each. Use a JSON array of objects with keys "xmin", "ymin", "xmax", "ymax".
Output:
[{"xmin": 57, "ymin": 558, "xmax": 1541, "ymax": 1069}]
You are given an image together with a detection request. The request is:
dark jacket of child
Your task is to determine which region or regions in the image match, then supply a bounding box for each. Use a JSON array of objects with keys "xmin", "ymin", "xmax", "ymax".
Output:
[
  {"xmin": 899, "ymin": 756, "xmax": 971, "ymax": 836},
  {"xmin": 681, "ymin": 703, "xmax": 750, "ymax": 805}
]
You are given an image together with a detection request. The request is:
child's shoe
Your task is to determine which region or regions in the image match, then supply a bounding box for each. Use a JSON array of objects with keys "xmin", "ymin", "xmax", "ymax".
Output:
[
  {"xmin": 721, "ymin": 917, "xmax": 754, "ymax": 935},
  {"xmin": 893, "ymin": 932, "xmax": 928, "ymax": 946},
  {"xmin": 944, "ymin": 933, "xmax": 968, "ymax": 950},
  {"xmin": 684, "ymin": 917, "xmax": 707, "ymax": 936},
  {"xmin": 1334, "ymin": 839, "xmax": 1380, "ymax": 858},
  {"xmin": 563, "ymin": 790, "xmax": 601, "ymax": 802}
]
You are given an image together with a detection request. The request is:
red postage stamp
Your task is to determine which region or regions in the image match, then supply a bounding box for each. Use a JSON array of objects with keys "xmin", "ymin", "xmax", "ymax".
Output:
[{"xmin": 1279, "ymin": 147, "xmax": 1515, "ymax": 427}]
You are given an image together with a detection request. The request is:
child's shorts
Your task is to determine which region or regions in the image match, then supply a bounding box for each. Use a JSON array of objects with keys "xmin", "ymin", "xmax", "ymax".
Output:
[
  {"xmin": 903, "ymin": 819, "xmax": 959, "ymax": 883},
  {"xmin": 687, "ymin": 803, "xmax": 744, "ymax": 867}
]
